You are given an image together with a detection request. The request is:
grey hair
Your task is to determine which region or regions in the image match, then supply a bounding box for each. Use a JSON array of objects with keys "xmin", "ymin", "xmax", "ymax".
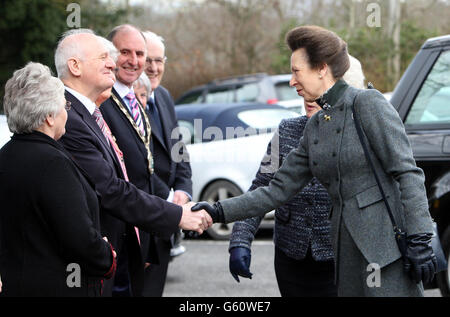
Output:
[
  {"xmin": 3, "ymin": 62, "xmax": 65, "ymax": 134},
  {"xmin": 343, "ymin": 55, "xmax": 366, "ymax": 89},
  {"xmin": 54, "ymin": 28, "xmax": 95, "ymax": 79},
  {"xmin": 97, "ymin": 36, "xmax": 119, "ymax": 62},
  {"xmin": 133, "ymin": 72, "xmax": 152, "ymax": 97},
  {"xmin": 142, "ymin": 31, "xmax": 165, "ymax": 53}
]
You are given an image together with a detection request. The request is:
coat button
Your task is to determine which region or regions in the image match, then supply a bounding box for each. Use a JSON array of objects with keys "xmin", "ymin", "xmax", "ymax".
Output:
[
  {"xmin": 332, "ymin": 152, "xmax": 337, "ymax": 157},
  {"xmin": 336, "ymin": 128, "xmax": 341, "ymax": 134},
  {"xmin": 314, "ymin": 140, "xmax": 319, "ymax": 144},
  {"xmin": 313, "ymin": 161, "xmax": 318, "ymax": 166}
]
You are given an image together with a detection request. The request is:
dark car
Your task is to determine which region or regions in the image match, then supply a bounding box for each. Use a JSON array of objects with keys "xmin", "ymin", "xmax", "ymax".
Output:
[
  {"xmin": 175, "ymin": 103, "xmax": 298, "ymax": 239},
  {"xmin": 175, "ymin": 73, "xmax": 304, "ymax": 114},
  {"xmin": 391, "ymin": 34, "xmax": 450, "ymax": 296}
]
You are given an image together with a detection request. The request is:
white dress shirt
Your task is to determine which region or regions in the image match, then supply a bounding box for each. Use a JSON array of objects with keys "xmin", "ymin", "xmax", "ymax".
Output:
[{"xmin": 65, "ymin": 86, "xmax": 97, "ymax": 115}]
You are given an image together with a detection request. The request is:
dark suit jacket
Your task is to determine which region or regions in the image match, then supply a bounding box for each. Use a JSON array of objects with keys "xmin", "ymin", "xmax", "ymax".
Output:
[
  {"xmin": 0, "ymin": 131, "xmax": 114, "ymax": 297},
  {"xmin": 149, "ymin": 86, "xmax": 192, "ymax": 200},
  {"xmin": 101, "ymin": 87, "xmax": 183, "ymax": 264},
  {"xmin": 59, "ymin": 90, "xmax": 182, "ymax": 295}
]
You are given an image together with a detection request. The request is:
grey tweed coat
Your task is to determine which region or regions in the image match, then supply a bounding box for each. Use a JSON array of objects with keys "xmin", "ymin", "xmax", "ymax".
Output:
[
  {"xmin": 219, "ymin": 82, "xmax": 434, "ymax": 295},
  {"xmin": 229, "ymin": 116, "xmax": 333, "ymax": 262}
]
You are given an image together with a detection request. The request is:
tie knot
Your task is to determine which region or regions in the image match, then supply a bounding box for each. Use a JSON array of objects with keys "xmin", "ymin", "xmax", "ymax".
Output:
[
  {"xmin": 93, "ymin": 107, "xmax": 102, "ymax": 119},
  {"xmin": 126, "ymin": 92, "xmax": 136, "ymax": 100}
]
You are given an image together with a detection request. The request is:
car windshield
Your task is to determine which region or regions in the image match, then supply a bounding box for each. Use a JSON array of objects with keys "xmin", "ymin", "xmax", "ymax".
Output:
[
  {"xmin": 275, "ymin": 81, "xmax": 298, "ymax": 101},
  {"xmin": 237, "ymin": 108, "xmax": 298, "ymax": 130}
]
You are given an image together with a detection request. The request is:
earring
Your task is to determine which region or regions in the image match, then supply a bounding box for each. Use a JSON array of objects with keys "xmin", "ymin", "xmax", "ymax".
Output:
[{"xmin": 319, "ymin": 74, "xmax": 323, "ymax": 79}]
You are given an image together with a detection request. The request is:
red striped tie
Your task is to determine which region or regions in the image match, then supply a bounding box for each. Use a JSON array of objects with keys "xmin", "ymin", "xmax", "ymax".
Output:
[{"xmin": 92, "ymin": 107, "xmax": 140, "ymax": 245}]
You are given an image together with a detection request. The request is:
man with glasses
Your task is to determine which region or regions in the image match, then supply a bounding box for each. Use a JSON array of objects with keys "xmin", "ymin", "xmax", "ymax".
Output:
[{"xmin": 140, "ymin": 31, "xmax": 193, "ymax": 297}]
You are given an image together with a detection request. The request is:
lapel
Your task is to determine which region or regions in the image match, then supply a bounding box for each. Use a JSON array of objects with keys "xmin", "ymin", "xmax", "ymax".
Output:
[
  {"xmin": 109, "ymin": 87, "xmax": 154, "ymax": 175},
  {"xmin": 65, "ymin": 90, "xmax": 118, "ymax": 165}
]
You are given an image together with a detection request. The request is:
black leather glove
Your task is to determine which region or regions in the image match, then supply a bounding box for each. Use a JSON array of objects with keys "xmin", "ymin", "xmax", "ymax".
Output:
[
  {"xmin": 403, "ymin": 233, "xmax": 437, "ymax": 285},
  {"xmin": 191, "ymin": 201, "xmax": 225, "ymax": 223},
  {"xmin": 229, "ymin": 247, "xmax": 253, "ymax": 283}
]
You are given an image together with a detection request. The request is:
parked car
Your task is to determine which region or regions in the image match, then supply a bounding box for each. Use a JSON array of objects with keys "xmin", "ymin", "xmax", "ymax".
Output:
[
  {"xmin": 391, "ymin": 34, "xmax": 450, "ymax": 296},
  {"xmin": 175, "ymin": 102, "xmax": 299, "ymax": 239},
  {"xmin": 175, "ymin": 73, "xmax": 305, "ymax": 115},
  {"xmin": 0, "ymin": 115, "xmax": 11, "ymax": 148}
]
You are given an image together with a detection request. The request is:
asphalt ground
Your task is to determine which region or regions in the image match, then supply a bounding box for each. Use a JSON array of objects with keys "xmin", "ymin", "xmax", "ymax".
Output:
[{"xmin": 164, "ymin": 235, "xmax": 442, "ymax": 297}]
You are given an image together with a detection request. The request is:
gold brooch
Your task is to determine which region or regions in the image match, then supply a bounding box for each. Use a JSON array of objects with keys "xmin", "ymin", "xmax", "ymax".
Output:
[{"xmin": 324, "ymin": 115, "xmax": 331, "ymax": 121}]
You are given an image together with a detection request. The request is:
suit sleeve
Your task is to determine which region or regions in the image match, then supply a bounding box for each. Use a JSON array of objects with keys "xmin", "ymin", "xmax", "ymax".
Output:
[
  {"xmin": 220, "ymin": 125, "xmax": 314, "ymax": 223},
  {"xmin": 355, "ymin": 89, "xmax": 433, "ymax": 234},
  {"xmin": 38, "ymin": 156, "xmax": 114, "ymax": 278},
  {"xmin": 60, "ymin": 116, "xmax": 182, "ymax": 239}
]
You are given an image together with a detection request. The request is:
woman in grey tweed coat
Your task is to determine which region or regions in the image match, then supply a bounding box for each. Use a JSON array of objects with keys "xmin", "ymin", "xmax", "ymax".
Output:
[
  {"xmin": 228, "ymin": 56, "xmax": 365, "ymax": 297},
  {"xmin": 193, "ymin": 25, "xmax": 437, "ymax": 296}
]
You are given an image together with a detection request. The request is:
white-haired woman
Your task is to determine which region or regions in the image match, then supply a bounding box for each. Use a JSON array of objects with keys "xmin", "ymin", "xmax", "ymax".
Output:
[
  {"xmin": 133, "ymin": 72, "xmax": 152, "ymax": 109},
  {"xmin": 0, "ymin": 62, "xmax": 116, "ymax": 297}
]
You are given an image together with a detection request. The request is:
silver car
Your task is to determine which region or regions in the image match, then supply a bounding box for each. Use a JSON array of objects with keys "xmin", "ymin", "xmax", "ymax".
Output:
[{"xmin": 175, "ymin": 102, "xmax": 299, "ymax": 239}]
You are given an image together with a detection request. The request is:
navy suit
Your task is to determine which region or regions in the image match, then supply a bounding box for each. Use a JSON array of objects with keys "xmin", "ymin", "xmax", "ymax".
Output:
[
  {"xmin": 60, "ymin": 90, "xmax": 182, "ymax": 296},
  {"xmin": 148, "ymin": 86, "xmax": 192, "ymax": 199}
]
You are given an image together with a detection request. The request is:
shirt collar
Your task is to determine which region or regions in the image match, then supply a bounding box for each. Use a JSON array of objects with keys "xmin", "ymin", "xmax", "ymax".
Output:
[
  {"xmin": 64, "ymin": 86, "xmax": 97, "ymax": 115},
  {"xmin": 114, "ymin": 80, "xmax": 134, "ymax": 99},
  {"xmin": 315, "ymin": 79, "xmax": 349, "ymax": 110}
]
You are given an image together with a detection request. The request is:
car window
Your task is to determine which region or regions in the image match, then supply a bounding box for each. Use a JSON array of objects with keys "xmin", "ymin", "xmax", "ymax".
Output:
[
  {"xmin": 237, "ymin": 109, "xmax": 298, "ymax": 130},
  {"xmin": 405, "ymin": 50, "xmax": 450, "ymax": 125},
  {"xmin": 274, "ymin": 81, "xmax": 298, "ymax": 101},
  {"xmin": 235, "ymin": 83, "xmax": 259, "ymax": 102},
  {"xmin": 205, "ymin": 87, "xmax": 234, "ymax": 103},
  {"xmin": 176, "ymin": 91, "xmax": 203, "ymax": 105}
]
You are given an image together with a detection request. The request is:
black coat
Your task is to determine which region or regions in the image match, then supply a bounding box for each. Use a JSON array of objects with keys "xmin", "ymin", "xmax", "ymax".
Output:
[
  {"xmin": 59, "ymin": 90, "xmax": 182, "ymax": 296},
  {"xmin": 148, "ymin": 86, "xmax": 192, "ymax": 199},
  {"xmin": 0, "ymin": 131, "xmax": 114, "ymax": 297}
]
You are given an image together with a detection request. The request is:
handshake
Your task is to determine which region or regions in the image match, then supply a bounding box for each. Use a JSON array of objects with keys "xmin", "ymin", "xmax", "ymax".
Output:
[{"xmin": 178, "ymin": 201, "xmax": 225, "ymax": 235}]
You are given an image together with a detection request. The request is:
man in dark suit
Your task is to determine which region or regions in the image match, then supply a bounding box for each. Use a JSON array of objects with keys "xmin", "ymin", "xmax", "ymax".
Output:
[
  {"xmin": 101, "ymin": 25, "xmax": 192, "ymax": 296},
  {"xmin": 139, "ymin": 30, "xmax": 193, "ymax": 296},
  {"xmin": 55, "ymin": 30, "xmax": 211, "ymax": 297}
]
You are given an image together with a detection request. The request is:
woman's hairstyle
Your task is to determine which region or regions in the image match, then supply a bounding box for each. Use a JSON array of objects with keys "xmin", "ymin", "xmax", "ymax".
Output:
[
  {"xmin": 3, "ymin": 62, "xmax": 65, "ymax": 134},
  {"xmin": 133, "ymin": 72, "xmax": 152, "ymax": 97},
  {"xmin": 286, "ymin": 25, "xmax": 350, "ymax": 79},
  {"xmin": 343, "ymin": 55, "xmax": 366, "ymax": 89}
]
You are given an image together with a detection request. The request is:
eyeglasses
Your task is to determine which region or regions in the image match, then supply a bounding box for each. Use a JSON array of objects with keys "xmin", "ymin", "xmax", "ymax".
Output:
[
  {"xmin": 65, "ymin": 101, "xmax": 71, "ymax": 111},
  {"xmin": 146, "ymin": 57, "xmax": 167, "ymax": 65}
]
